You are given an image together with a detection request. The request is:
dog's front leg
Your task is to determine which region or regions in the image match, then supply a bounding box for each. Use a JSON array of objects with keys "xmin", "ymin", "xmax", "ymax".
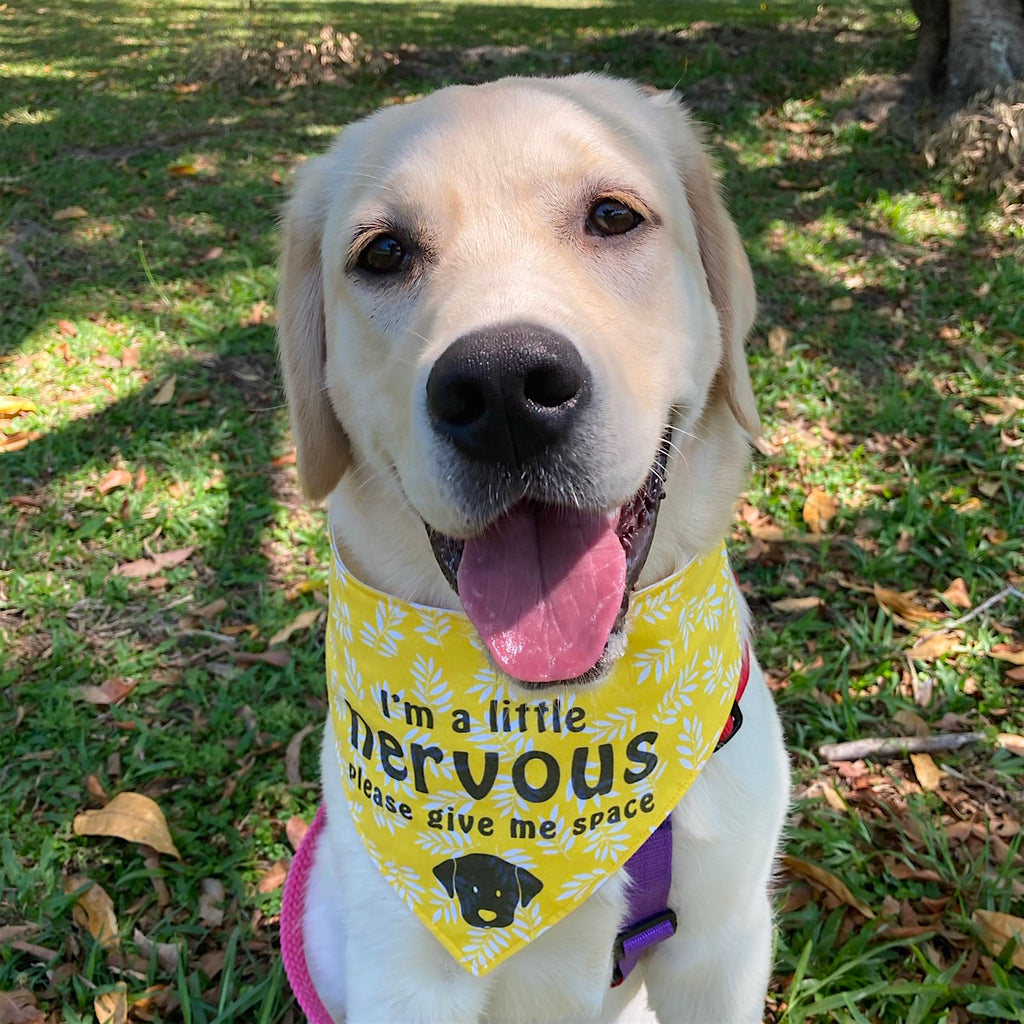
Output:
[
  {"xmin": 317, "ymin": 728, "xmax": 493, "ymax": 1024},
  {"xmin": 643, "ymin": 668, "xmax": 789, "ymax": 1024}
]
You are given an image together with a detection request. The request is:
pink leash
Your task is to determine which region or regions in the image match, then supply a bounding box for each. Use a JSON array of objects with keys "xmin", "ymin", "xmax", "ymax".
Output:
[{"xmin": 280, "ymin": 805, "xmax": 334, "ymax": 1024}]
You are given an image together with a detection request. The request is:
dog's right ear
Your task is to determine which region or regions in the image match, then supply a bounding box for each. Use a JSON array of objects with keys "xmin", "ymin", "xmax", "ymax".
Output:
[
  {"xmin": 432, "ymin": 858, "xmax": 458, "ymax": 898},
  {"xmin": 277, "ymin": 155, "xmax": 352, "ymax": 501}
]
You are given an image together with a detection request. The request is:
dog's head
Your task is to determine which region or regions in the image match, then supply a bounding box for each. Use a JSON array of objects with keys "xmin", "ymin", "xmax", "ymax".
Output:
[
  {"xmin": 278, "ymin": 75, "xmax": 757, "ymax": 686},
  {"xmin": 432, "ymin": 854, "xmax": 543, "ymax": 929}
]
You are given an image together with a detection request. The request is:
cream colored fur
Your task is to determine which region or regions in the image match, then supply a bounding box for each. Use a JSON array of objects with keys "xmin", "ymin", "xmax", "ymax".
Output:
[{"xmin": 278, "ymin": 74, "xmax": 789, "ymax": 1023}]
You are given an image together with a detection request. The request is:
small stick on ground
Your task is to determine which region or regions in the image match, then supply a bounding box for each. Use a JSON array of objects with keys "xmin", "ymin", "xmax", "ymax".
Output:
[{"xmin": 820, "ymin": 732, "xmax": 986, "ymax": 763}]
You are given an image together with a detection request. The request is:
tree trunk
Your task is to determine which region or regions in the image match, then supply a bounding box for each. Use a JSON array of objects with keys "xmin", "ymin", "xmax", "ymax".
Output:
[{"xmin": 910, "ymin": 0, "xmax": 1024, "ymax": 112}]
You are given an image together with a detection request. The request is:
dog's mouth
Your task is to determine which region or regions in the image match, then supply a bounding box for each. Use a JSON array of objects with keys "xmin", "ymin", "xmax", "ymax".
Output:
[{"xmin": 426, "ymin": 433, "xmax": 671, "ymax": 686}]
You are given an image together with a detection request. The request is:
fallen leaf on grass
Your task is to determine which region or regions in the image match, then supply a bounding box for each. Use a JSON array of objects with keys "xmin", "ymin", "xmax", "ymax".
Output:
[
  {"xmin": 767, "ymin": 325, "xmax": 790, "ymax": 356},
  {"xmin": 76, "ymin": 677, "xmax": 137, "ymax": 706},
  {"xmin": 133, "ymin": 928, "xmax": 180, "ymax": 973},
  {"xmin": 782, "ymin": 855, "xmax": 875, "ymax": 918},
  {"xmin": 167, "ymin": 162, "xmax": 198, "ymax": 177},
  {"xmin": 0, "ymin": 431, "xmax": 42, "ymax": 453},
  {"xmin": 286, "ymin": 815, "xmax": 310, "ymax": 852},
  {"xmin": 942, "ymin": 579, "xmax": 973, "ymax": 611},
  {"xmin": 972, "ymin": 909, "xmax": 1024, "ymax": 969},
  {"xmin": 0, "ymin": 396, "xmax": 37, "ymax": 418},
  {"xmin": 73, "ymin": 791, "xmax": 182, "ymax": 859},
  {"xmin": 802, "ymin": 488, "xmax": 838, "ymax": 534},
  {"xmin": 96, "ymin": 468, "xmax": 133, "ymax": 496},
  {"xmin": 150, "ymin": 375, "xmax": 176, "ymax": 406},
  {"xmin": 769, "ymin": 596, "xmax": 823, "ymax": 614},
  {"xmin": 198, "ymin": 878, "xmax": 225, "ymax": 927},
  {"xmin": 892, "ymin": 709, "xmax": 931, "ymax": 736},
  {"xmin": 910, "ymin": 631, "xmax": 962, "ymax": 662},
  {"xmin": 874, "ymin": 584, "xmax": 943, "ymax": 625},
  {"xmin": 94, "ymin": 983, "xmax": 127, "ymax": 1024},
  {"xmin": 113, "ymin": 546, "xmax": 194, "ymax": 579},
  {"xmin": 256, "ymin": 859, "xmax": 288, "ymax": 894},
  {"xmin": 996, "ymin": 732, "xmax": 1024, "ymax": 756},
  {"xmin": 990, "ymin": 642, "xmax": 1024, "ymax": 666},
  {"xmin": 65, "ymin": 876, "xmax": 119, "ymax": 949},
  {"xmin": 910, "ymin": 752, "xmax": 945, "ymax": 791},
  {"xmin": 269, "ymin": 608, "xmax": 321, "ymax": 646},
  {"xmin": 1006, "ymin": 665, "xmax": 1024, "ymax": 684},
  {"xmin": 0, "ymin": 989, "xmax": 44, "ymax": 1024},
  {"xmin": 53, "ymin": 205, "xmax": 89, "ymax": 221}
]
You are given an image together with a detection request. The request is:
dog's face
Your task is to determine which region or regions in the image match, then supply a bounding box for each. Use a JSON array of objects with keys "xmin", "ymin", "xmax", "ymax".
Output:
[
  {"xmin": 432, "ymin": 854, "xmax": 543, "ymax": 929},
  {"xmin": 279, "ymin": 75, "xmax": 758, "ymax": 686}
]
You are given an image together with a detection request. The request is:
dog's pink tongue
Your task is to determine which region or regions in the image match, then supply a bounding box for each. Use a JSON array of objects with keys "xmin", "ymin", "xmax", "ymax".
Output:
[{"xmin": 457, "ymin": 505, "xmax": 625, "ymax": 683}]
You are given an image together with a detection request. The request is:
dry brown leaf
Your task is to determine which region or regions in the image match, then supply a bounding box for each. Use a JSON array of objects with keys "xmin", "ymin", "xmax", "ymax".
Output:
[
  {"xmin": 782, "ymin": 855, "xmax": 875, "ymax": 918},
  {"xmin": 196, "ymin": 597, "xmax": 228, "ymax": 620},
  {"xmin": 286, "ymin": 815, "xmax": 310, "ymax": 852},
  {"xmin": 768, "ymin": 325, "xmax": 790, "ymax": 356},
  {"xmin": 113, "ymin": 546, "xmax": 194, "ymax": 579},
  {"xmin": 910, "ymin": 631, "xmax": 962, "ymax": 662},
  {"xmin": 198, "ymin": 878, "xmax": 226, "ymax": 928},
  {"xmin": 873, "ymin": 584, "xmax": 943, "ymax": 625},
  {"xmin": 73, "ymin": 791, "xmax": 182, "ymax": 859},
  {"xmin": 96, "ymin": 468, "xmax": 133, "ymax": 496},
  {"xmin": 53, "ymin": 205, "xmax": 89, "ymax": 221},
  {"xmin": 770, "ymin": 596, "xmax": 823, "ymax": 614},
  {"xmin": 990, "ymin": 643, "xmax": 1024, "ymax": 666},
  {"xmin": 0, "ymin": 989, "xmax": 44, "ymax": 1024},
  {"xmin": 133, "ymin": 928, "xmax": 180, "ymax": 973},
  {"xmin": 0, "ymin": 396, "xmax": 38, "ymax": 418},
  {"xmin": 257, "ymin": 859, "xmax": 288, "ymax": 894},
  {"xmin": 996, "ymin": 732, "xmax": 1024, "ymax": 757},
  {"xmin": 76, "ymin": 676, "xmax": 137, "ymax": 706},
  {"xmin": 1007, "ymin": 665, "xmax": 1024, "ymax": 684},
  {"xmin": 168, "ymin": 162, "xmax": 198, "ymax": 177},
  {"xmin": 65, "ymin": 876, "xmax": 119, "ymax": 949},
  {"xmin": 94, "ymin": 983, "xmax": 127, "ymax": 1024},
  {"xmin": 972, "ymin": 909, "xmax": 1024, "ymax": 969},
  {"xmin": 269, "ymin": 608, "xmax": 322, "ymax": 646},
  {"xmin": 892, "ymin": 709, "xmax": 931, "ymax": 736},
  {"xmin": 0, "ymin": 430, "xmax": 42, "ymax": 453},
  {"xmin": 802, "ymin": 488, "xmax": 838, "ymax": 534},
  {"xmin": 829, "ymin": 295, "xmax": 854, "ymax": 312},
  {"xmin": 910, "ymin": 752, "xmax": 945, "ymax": 791},
  {"xmin": 150, "ymin": 375, "xmax": 176, "ymax": 406}
]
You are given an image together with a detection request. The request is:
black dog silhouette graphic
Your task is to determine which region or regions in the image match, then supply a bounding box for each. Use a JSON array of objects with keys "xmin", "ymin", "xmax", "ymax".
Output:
[{"xmin": 432, "ymin": 854, "xmax": 543, "ymax": 928}]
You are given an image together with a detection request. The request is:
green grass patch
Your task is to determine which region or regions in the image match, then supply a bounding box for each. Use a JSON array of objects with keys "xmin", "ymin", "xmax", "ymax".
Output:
[{"xmin": 2, "ymin": 2, "xmax": 1022, "ymax": 1021}]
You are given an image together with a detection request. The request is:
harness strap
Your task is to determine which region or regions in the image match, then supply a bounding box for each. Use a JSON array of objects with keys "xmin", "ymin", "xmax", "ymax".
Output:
[{"xmin": 610, "ymin": 640, "xmax": 751, "ymax": 987}]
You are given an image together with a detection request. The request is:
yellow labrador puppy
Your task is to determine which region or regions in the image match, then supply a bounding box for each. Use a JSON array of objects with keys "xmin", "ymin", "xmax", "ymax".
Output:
[{"xmin": 277, "ymin": 74, "xmax": 789, "ymax": 1023}]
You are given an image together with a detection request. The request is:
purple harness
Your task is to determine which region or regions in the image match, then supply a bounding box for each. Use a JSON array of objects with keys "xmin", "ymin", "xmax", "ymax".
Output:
[{"xmin": 281, "ymin": 643, "xmax": 749, "ymax": 1019}]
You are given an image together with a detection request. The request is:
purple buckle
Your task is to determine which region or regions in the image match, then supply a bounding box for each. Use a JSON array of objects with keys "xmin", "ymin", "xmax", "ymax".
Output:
[{"xmin": 611, "ymin": 909, "xmax": 678, "ymax": 986}]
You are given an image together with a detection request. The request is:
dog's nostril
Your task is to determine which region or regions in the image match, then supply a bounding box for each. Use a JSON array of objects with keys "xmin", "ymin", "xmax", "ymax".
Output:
[
  {"xmin": 437, "ymin": 380, "xmax": 487, "ymax": 428},
  {"xmin": 523, "ymin": 364, "xmax": 581, "ymax": 409}
]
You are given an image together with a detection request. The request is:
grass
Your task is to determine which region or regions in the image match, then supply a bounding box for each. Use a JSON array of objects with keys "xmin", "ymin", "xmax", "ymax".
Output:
[{"xmin": 1, "ymin": 1, "xmax": 1022, "ymax": 1021}]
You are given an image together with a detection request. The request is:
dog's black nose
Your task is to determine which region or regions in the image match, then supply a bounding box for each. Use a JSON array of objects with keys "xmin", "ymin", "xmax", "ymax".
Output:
[{"xmin": 426, "ymin": 323, "xmax": 590, "ymax": 468}]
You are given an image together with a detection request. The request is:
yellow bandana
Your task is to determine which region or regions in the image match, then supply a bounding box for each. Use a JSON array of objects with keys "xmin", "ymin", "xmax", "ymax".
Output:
[{"xmin": 325, "ymin": 535, "xmax": 742, "ymax": 976}]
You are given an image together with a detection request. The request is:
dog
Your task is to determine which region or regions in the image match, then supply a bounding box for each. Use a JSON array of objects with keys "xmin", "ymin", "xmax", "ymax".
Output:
[{"xmin": 277, "ymin": 74, "xmax": 789, "ymax": 1023}]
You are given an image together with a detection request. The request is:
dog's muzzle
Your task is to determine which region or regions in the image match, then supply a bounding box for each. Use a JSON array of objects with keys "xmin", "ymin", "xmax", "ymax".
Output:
[{"xmin": 424, "ymin": 322, "xmax": 670, "ymax": 687}]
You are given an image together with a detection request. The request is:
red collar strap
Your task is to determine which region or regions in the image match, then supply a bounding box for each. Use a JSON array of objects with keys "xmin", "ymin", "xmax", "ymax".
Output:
[{"xmin": 611, "ymin": 639, "xmax": 750, "ymax": 986}]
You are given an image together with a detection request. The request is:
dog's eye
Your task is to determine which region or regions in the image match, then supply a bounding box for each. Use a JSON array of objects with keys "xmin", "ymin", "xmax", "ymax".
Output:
[
  {"xmin": 587, "ymin": 198, "xmax": 644, "ymax": 237},
  {"xmin": 356, "ymin": 234, "xmax": 408, "ymax": 274}
]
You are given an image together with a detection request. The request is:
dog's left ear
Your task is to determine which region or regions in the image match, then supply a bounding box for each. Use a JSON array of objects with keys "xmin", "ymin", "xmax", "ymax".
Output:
[
  {"xmin": 654, "ymin": 95, "xmax": 760, "ymax": 438},
  {"xmin": 277, "ymin": 154, "xmax": 353, "ymax": 501},
  {"xmin": 515, "ymin": 866, "xmax": 543, "ymax": 908},
  {"xmin": 433, "ymin": 858, "xmax": 458, "ymax": 898}
]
